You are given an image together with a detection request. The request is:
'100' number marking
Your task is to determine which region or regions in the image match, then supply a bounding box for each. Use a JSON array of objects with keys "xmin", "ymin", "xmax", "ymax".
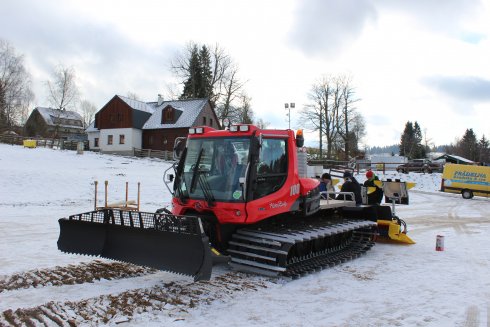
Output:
[{"xmin": 290, "ymin": 184, "xmax": 300, "ymax": 196}]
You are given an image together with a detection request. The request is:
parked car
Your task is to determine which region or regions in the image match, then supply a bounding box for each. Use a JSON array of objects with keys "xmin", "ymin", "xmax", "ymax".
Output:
[{"xmin": 396, "ymin": 159, "xmax": 442, "ymax": 174}]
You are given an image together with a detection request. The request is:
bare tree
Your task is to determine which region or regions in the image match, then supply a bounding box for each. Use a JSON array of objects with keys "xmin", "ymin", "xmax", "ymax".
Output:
[
  {"xmin": 255, "ymin": 118, "xmax": 270, "ymax": 129},
  {"xmin": 45, "ymin": 64, "xmax": 80, "ymax": 138},
  {"xmin": 216, "ymin": 64, "xmax": 246, "ymax": 123},
  {"xmin": 236, "ymin": 93, "xmax": 254, "ymax": 124},
  {"xmin": 45, "ymin": 64, "xmax": 79, "ymax": 111},
  {"xmin": 79, "ymin": 100, "xmax": 97, "ymax": 128},
  {"xmin": 336, "ymin": 75, "xmax": 360, "ymax": 159},
  {"xmin": 423, "ymin": 128, "xmax": 434, "ymax": 153},
  {"xmin": 300, "ymin": 74, "xmax": 364, "ymax": 159},
  {"xmin": 300, "ymin": 75, "xmax": 339, "ymax": 158},
  {"xmin": 126, "ymin": 92, "xmax": 140, "ymax": 101},
  {"xmin": 160, "ymin": 83, "xmax": 180, "ymax": 101},
  {"xmin": 0, "ymin": 40, "xmax": 34, "ymax": 131}
]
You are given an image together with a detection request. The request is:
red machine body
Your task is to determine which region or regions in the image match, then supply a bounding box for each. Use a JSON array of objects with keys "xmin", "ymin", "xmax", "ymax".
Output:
[{"xmin": 170, "ymin": 125, "xmax": 320, "ymax": 225}]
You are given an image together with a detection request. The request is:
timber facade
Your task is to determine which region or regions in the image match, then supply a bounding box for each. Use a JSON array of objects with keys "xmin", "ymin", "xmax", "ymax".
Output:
[{"xmin": 87, "ymin": 95, "xmax": 219, "ymax": 155}]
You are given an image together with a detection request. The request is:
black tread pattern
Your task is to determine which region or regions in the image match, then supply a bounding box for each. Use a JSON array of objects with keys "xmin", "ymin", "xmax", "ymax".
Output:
[{"xmin": 228, "ymin": 218, "xmax": 377, "ymax": 279}]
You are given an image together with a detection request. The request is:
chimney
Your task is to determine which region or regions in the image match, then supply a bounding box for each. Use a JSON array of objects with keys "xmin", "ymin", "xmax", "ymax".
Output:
[{"xmin": 157, "ymin": 94, "xmax": 164, "ymax": 106}]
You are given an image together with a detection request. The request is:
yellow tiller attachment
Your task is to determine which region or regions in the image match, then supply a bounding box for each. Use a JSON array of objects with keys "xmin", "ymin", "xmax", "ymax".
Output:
[
  {"xmin": 377, "ymin": 219, "xmax": 415, "ymax": 244},
  {"xmin": 377, "ymin": 180, "xmax": 416, "ymax": 244}
]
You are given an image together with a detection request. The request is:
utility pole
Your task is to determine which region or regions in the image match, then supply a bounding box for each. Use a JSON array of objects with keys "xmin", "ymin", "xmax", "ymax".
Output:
[{"xmin": 284, "ymin": 102, "xmax": 295, "ymax": 129}]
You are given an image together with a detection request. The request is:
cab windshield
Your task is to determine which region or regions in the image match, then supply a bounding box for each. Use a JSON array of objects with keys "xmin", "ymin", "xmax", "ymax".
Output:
[{"xmin": 176, "ymin": 137, "xmax": 250, "ymax": 202}]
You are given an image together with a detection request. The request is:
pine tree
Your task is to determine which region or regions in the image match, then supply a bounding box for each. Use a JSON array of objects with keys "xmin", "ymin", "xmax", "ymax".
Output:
[
  {"xmin": 199, "ymin": 45, "xmax": 213, "ymax": 99},
  {"xmin": 399, "ymin": 121, "xmax": 427, "ymax": 159},
  {"xmin": 180, "ymin": 45, "xmax": 215, "ymax": 100},
  {"xmin": 478, "ymin": 135, "xmax": 489, "ymax": 164},
  {"xmin": 400, "ymin": 121, "xmax": 414, "ymax": 158},
  {"xmin": 460, "ymin": 129, "xmax": 478, "ymax": 161},
  {"xmin": 181, "ymin": 45, "xmax": 202, "ymax": 99},
  {"xmin": 413, "ymin": 121, "xmax": 426, "ymax": 158}
]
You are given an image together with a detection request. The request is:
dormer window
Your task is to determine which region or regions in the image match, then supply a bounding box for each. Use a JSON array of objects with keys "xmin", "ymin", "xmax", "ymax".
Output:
[{"xmin": 161, "ymin": 105, "xmax": 174, "ymax": 124}]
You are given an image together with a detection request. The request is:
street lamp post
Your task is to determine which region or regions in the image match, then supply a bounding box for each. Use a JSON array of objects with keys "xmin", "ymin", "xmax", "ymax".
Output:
[{"xmin": 285, "ymin": 102, "xmax": 295, "ymax": 129}]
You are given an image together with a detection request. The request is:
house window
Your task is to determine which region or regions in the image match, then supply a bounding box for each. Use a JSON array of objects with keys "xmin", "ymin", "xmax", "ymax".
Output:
[
  {"xmin": 119, "ymin": 134, "xmax": 125, "ymax": 144},
  {"xmin": 203, "ymin": 117, "xmax": 207, "ymax": 125},
  {"xmin": 118, "ymin": 113, "xmax": 122, "ymax": 121},
  {"xmin": 210, "ymin": 118, "xmax": 213, "ymax": 127},
  {"xmin": 162, "ymin": 106, "xmax": 174, "ymax": 124},
  {"xmin": 94, "ymin": 138, "xmax": 99, "ymax": 147},
  {"xmin": 108, "ymin": 135, "xmax": 113, "ymax": 145}
]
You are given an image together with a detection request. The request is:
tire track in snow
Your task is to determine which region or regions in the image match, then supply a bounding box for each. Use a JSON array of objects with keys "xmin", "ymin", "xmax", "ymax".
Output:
[
  {"xmin": 0, "ymin": 272, "xmax": 270, "ymax": 326},
  {"xmin": 0, "ymin": 260, "xmax": 156, "ymax": 293}
]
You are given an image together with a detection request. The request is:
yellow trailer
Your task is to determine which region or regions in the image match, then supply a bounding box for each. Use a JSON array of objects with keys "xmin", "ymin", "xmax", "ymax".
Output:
[
  {"xmin": 441, "ymin": 163, "xmax": 490, "ymax": 199},
  {"xmin": 23, "ymin": 139, "xmax": 37, "ymax": 148}
]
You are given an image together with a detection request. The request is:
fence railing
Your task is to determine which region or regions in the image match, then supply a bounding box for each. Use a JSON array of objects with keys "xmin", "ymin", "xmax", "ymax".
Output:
[
  {"xmin": 0, "ymin": 134, "xmax": 89, "ymax": 151},
  {"xmin": 133, "ymin": 148, "xmax": 173, "ymax": 161},
  {"xmin": 307, "ymin": 159, "xmax": 403, "ymax": 175}
]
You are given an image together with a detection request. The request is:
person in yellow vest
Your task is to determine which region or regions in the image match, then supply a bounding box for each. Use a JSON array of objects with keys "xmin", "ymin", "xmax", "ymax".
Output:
[{"xmin": 363, "ymin": 170, "xmax": 383, "ymax": 204}]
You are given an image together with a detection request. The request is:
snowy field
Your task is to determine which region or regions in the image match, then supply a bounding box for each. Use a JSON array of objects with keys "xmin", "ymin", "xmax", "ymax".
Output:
[{"xmin": 1, "ymin": 143, "xmax": 490, "ymax": 326}]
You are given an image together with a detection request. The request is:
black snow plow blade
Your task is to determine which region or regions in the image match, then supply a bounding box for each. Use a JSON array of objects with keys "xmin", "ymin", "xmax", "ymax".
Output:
[{"xmin": 58, "ymin": 209, "xmax": 212, "ymax": 281}]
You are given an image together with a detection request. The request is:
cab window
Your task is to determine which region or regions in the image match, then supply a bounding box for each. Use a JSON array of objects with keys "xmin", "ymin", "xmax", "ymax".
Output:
[{"xmin": 254, "ymin": 138, "xmax": 287, "ymax": 198}]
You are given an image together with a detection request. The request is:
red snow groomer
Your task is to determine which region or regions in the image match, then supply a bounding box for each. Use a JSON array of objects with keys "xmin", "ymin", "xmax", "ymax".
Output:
[{"xmin": 58, "ymin": 124, "xmax": 413, "ymax": 281}]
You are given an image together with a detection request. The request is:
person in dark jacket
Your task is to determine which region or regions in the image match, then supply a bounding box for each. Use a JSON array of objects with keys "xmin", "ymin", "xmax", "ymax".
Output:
[
  {"xmin": 319, "ymin": 173, "xmax": 335, "ymax": 199},
  {"xmin": 337, "ymin": 171, "xmax": 362, "ymax": 205},
  {"xmin": 363, "ymin": 170, "xmax": 384, "ymax": 204}
]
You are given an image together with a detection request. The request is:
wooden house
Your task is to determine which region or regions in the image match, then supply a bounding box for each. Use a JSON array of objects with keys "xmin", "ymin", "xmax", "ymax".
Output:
[
  {"xmin": 24, "ymin": 107, "xmax": 85, "ymax": 140},
  {"xmin": 142, "ymin": 98, "xmax": 219, "ymax": 151},
  {"xmin": 87, "ymin": 95, "xmax": 157, "ymax": 154},
  {"xmin": 87, "ymin": 95, "xmax": 219, "ymax": 154}
]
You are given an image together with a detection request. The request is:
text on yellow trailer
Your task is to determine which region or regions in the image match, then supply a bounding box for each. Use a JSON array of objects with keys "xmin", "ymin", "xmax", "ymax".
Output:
[{"xmin": 441, "ymin": 163, "xmax": 490, "ymax": 199}]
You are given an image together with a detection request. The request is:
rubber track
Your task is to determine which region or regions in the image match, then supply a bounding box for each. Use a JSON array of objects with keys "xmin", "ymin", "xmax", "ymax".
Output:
[
  {"xmin": 283, "ymin": 233, "xmax": 375, "ymax": 279},
  {"xmin": 228, "ymin": 218, "xmax": 377, "ymax": 279},
  {"xmin": 0, "ymin": 260, "xmax": 156, "ymax": 293}
]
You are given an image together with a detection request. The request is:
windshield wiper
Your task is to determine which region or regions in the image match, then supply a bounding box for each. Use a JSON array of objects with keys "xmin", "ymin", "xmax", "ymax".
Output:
[
  {"xmin": 174, "ymin": 148, "xmax": 189, "ymax": 202},
  {"xmin": 198, "ymin": 174, "xmax": 215, "ymax": 206},
  {"xmin": 190, "ymin": 148, "xmax": 205, "ymax": 193}
]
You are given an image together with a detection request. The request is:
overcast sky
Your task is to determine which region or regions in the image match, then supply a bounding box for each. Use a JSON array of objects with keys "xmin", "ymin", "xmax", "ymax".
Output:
[{"xmin": 2, "ymin": 0, "xmax": 489, "ymax": 147}]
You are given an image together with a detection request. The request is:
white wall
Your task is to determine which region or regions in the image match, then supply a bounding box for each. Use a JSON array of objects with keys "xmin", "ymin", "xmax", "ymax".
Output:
[
  {"xmin": 99, "ymin": 128, "xmax": 142, "ymax": 153},
  {"xmin": 87, "ymin": 131, "xmax": 100, "ymax": 150},
  {"xmin": 369, "ymin": 155, "xmax": 407, "ymax": 171}
]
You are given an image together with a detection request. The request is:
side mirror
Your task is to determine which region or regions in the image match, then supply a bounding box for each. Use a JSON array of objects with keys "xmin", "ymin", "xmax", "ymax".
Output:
[{"xmin": 173, "ymin": 137, "xmax": 186, "ymax": 160}]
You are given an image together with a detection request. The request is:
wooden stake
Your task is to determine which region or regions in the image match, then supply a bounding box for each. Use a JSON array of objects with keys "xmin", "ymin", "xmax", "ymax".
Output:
[
  {"xmin": 125, "ymin": 182, "xmax": 129, "ymax": 207},
  {"xmin": 104, "ymin": 180, "xmax": 108, "ymax": 208},
  {"xmin": 137, "ymin": 182, "xmax": 141, "ymax": 211},
  {"xmin": 94, "ymin": 181, "xmax": 98, "ymax": 210}
]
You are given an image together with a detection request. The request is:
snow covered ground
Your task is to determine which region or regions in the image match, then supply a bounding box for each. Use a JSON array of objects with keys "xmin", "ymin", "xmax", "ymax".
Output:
[{"xmin": 1, "ymin": 143, "xmax": 489, "ymax": 326}]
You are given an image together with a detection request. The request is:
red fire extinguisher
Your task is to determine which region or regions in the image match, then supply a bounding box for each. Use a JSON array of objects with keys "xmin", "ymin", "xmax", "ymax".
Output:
[{"xmin": 436, "ymin": 235, "xmax": 444, "ymax": 251}]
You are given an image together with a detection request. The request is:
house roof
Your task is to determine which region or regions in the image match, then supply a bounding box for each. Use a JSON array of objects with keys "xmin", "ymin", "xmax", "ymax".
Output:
[
  {"xmin": 35, "ymin": 107, "xmax": 84, "ymax": 129},
  {"xmin": 435, "ymin": 154, "xmax": 475, "ymax": 164},
  {"xmin": 143, "ymin": 98, "xmax": 209, "ymax": 130},
  {"xmin": 117, "ymin": 95, "xmax": 158, "ymax": 114}
]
